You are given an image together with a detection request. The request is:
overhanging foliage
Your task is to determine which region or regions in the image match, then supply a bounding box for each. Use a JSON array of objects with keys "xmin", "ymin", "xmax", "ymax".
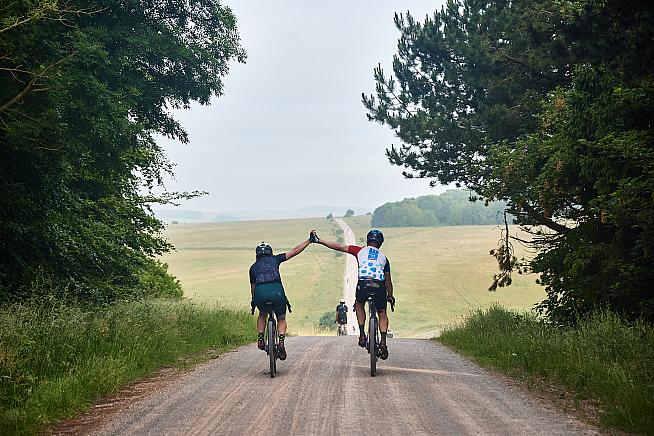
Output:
[{"xmin": 0, "ymin": 0, "xmax": 245, "ymax": 303}]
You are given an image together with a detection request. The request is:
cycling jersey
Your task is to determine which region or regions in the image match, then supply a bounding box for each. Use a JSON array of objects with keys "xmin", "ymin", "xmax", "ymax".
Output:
[
  {"xmin": 336, "ymin": 303, "xmax": 348, "ymax": 323},
  {"xmin": 249, "ymin": 253, "xmax": 287, "ymax": 285},
  {"xmin": 347, "ymin": 245, "xmax": 390, "ymax": 281},
  {"xmin": 250, "ymin": 253, "xmax": 289, "ymax": 319}
]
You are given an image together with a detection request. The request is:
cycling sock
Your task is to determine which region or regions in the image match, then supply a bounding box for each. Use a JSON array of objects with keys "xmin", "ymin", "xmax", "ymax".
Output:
[
  {"xmin": 359, "ymin": 324, "xmax": 365, "ymax": 337},
  {"xmin": 278, "ymin": 334, "xmax": 285, "ymax": 343},
  {"xmin": 258, "ymin": 332, "xmax": 264, "ymax": 341},
  {"xmin": 381, "ymin": 331, "xmax": 387, "ymax": 343}
]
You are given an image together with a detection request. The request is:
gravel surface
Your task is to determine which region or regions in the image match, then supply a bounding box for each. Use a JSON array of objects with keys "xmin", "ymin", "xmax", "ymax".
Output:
[
  {"xmin": 334, "ymin": 218, "xmax": 358, "ymax": 334},
  {"xmin": 92, "ymin": 337, "xmax": 599, "ymax": 436}
]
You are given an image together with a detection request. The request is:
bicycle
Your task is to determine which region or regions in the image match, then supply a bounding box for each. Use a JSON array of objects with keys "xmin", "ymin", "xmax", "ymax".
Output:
[
  {"xmin": 365, "ymin": 292, "xmax": 394, "ymax": 377},
  {"xmin": 251, "ymin": 301, "xmax": 283, "ymax": 378},
  {"xmin": 337, "ymin": 322, "xmax": 348, "ymax": 336}
]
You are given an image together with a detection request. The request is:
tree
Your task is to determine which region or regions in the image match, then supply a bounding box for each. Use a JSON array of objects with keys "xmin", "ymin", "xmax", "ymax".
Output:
[
  {"xmin": 0, "ymin": 0, "xmax": 245, "ymax": 303},
  {"xmin": 363, "ymin": 0, "xmax": 654, "ymax": 321},
  {"xmin": 326, "ymin": 213, "xmax": 333, "ymax": 220},
  {"xmin": 371, "ymin": 190, "xmax": 506, "ymax": 227},
  {"xmin": 344, "ymin": 209, "xmax": 355, "ymax": 218}
]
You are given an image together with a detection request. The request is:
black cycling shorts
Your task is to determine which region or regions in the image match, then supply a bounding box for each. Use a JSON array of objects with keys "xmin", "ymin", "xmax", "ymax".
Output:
[{"xmin": 356, "ymin": 280, "xmax": 387, "ymax": 311}]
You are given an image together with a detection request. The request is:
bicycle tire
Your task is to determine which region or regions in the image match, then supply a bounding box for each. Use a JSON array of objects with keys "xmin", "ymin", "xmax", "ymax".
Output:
[
  {"xmin": 369, "ymin": 315, "xmax": 377, "ymax": 377},
  {"xmin": 268, "ymin": 318, "xmax": 275, "ymax": 378},
  {"xmin": 273, "ymin": 327, "xmax": 278, "ymax": 374}
]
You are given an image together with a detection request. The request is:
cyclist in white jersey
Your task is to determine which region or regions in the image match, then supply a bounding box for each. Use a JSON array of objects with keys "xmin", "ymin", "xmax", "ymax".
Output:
[{"xmin": 310, "ymin": 229, "xmax": 394, "ymax": 359}]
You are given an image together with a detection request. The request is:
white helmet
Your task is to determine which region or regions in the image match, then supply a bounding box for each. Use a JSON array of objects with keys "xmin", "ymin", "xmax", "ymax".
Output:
[{"xmin": 339, "ymin": 299, "xmax": 345, "ymax": 304}]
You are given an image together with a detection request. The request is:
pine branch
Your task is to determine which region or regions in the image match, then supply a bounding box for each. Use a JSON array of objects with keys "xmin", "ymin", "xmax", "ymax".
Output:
[{"xmin": 487, "ymin": 39, "xmax": 560, "ymax": 84}]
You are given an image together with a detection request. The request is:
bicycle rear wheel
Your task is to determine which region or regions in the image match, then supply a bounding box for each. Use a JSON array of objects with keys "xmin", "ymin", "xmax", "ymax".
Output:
[
  {"xmin": 268, "ymin": 318, "xmax": 275, "ymax": 378},
  {"xmin": 369, "ymin": 316, "xmax": 377, "ymax": 377}
]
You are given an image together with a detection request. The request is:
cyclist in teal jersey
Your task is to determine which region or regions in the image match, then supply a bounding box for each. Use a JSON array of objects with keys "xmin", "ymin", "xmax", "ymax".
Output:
[{"xmin": 249, "ymin": 234, "xmax": 313, "ymax": 360}]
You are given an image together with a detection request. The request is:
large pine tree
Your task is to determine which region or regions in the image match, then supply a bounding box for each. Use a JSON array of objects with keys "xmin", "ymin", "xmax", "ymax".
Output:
[{"xmin": 364, "ymin": 0, "xmax": 654, "ymax": 321}]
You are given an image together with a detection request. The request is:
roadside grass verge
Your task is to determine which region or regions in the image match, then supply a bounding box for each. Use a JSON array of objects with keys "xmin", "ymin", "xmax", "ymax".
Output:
[
  {"xmin": 0, "ymin": 300, "xmax": 254, "ymax": 434},
  {"xmin": 438, "ymin": 305, "xmax": 654, "ymax": 434}
]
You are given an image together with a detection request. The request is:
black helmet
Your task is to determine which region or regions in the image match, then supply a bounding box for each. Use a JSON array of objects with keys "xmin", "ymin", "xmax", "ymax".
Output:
[
  {"xmin": 366, "ymin": 229, "xmax": 384, "ymax": 246},
  {"xmin": 255, "ymin": 242, "xmax": 273, "ymax": 259}
]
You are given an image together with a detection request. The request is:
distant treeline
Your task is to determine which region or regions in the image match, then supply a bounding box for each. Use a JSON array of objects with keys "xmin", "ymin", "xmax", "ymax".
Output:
[{"xmin": 371, "ymin": 190, "xmax": 507, "ymax": 227}]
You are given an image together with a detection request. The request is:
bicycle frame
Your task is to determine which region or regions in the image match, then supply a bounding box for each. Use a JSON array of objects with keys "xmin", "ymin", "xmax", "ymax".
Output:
[
  {"xmin": 337, "ymin": 323, "xmax": 348, "ymax": 336},
  {"xmin": 364, "ymin": 291, "xmax": 395, "ymax": 377},
  {"xmin": 366, "ymin": 295, "xmax": 380, "ymax": 377},
  {"xmin": 263, "ymin": 303, "xmax": 278, "ymax": 378},
  {"xmin": 251, "ymin": 300, "xmax": 282, "ymax": 378}
]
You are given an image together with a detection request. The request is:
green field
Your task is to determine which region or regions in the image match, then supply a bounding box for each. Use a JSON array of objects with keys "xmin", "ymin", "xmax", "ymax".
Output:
[
  {"xmin": 345, "ymin": 216, "xmax": 546, "ymax": 336},
  {"xmin": 161, "ymin": 218, "xmax": 344, "ymax": 334},
  {"xmin": 162, "ymin": 216, "xmax": 546, "ymax": 337}
]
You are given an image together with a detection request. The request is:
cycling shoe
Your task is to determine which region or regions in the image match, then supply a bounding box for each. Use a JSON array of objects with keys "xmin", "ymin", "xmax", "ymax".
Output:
[
  {"xmin": 277, "ymin": 343, "xmax": 287, "ymax": 361},
  {"xmin": 358, "ymin": 335, "xmax": 367, "ymax": 348},
  {"xmin": 379, "ymin": 343, "xmax": 389, "ymax": 360},
  {"xmin": 257, "ymin": 339, "xmax": 265, "ymax": 351}
]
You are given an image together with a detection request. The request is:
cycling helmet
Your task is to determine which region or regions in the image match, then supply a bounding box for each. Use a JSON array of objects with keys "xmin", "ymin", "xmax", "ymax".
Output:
[
  {"xmin": 339, "ymin": 299, "xmax": 345, "ymax": 304},
  {"xmin": 366, "ymin": 229, "xmax": 384, "ymax": 246},
  {"xmin": 255, "ymin": 242, "xmax": 273, "ymax": 259}
]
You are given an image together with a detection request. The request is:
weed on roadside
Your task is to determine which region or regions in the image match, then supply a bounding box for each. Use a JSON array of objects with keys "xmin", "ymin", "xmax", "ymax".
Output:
[{"xmin": 439, "ymin": 305, "xmax": 654, "ymax": 434}]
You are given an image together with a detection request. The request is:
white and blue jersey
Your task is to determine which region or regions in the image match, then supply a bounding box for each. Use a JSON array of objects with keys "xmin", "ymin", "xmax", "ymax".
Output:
[{"xmin": 347, "ymin": 245, "xmax": 390, "ymax": 281}]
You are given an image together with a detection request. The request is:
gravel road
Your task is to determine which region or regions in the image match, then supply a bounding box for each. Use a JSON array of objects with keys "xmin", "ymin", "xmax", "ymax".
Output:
[
  {"xmin": 92, "ymin": 336, "xmax": 598, "ymax": 436},
  {"xmin": 334, "ymin": 218, "xmax": 358, "ymax": 334}
]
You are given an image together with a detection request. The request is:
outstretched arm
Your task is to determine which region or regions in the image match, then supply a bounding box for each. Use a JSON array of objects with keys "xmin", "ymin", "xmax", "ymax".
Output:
[
  {"xmin": 285, "ymin": 237, "xmax": 311, "ymax": 261},
  {"xmin": 318, "ymin": 238, "xmax": 349, "ymax": 252},
  {"xmin": 310, "ymin": 230, "xmax": 349, "ymax": 253}
]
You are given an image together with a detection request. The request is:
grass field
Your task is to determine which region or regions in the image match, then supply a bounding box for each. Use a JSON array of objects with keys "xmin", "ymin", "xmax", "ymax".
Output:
[
  {"xmin": 345, "ymin": 216, "xmax": 545, "ymax": 337},
  {"xmin": 163, "ymin": 215, "xmax": 546, "ymax": 337},
  {"xmin": 161, "ymin": 218, "xmax": 344, "ymax": 334}
]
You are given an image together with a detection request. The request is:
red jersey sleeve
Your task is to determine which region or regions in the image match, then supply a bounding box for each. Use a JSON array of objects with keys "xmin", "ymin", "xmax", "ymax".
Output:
[{"xmin": 347, "ymin": 245, "xmax": 363, "ymax": 256}]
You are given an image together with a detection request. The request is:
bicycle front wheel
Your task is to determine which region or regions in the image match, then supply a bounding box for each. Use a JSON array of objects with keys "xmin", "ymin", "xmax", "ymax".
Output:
[
  {"xmin": 268, "ymin": 319, "xmax": 275, "ymax": 378},
  {"xmin": 369, "ymin": 316, "xmax": 377, "ymax": 377}
]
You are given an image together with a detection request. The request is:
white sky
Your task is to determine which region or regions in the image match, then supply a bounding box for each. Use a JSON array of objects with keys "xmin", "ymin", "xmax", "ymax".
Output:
[{"xmin": 159, "ymin": 0, "xmax": 447, "ymax": 212}]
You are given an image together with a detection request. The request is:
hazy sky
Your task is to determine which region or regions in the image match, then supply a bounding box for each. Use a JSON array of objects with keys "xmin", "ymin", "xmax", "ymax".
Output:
[{"xmin": 159, "ymin": 0, "xmax": 447, "ymax": 212}]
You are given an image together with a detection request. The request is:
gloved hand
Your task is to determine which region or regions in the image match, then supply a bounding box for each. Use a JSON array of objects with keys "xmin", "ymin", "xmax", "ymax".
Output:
[
  {"xmin": 250, "ymin": 300, "xmax": 256, "ymax": 315},
  {"xmin": 309, "ymin": 230, "xmax": 319, "ymax": 243},
  {"xmin": 387, "ymin": 295, "xmax": 395, "ymax": 305}
]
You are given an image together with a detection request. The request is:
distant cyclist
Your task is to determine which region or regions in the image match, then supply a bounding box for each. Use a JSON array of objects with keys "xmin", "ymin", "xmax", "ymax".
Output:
[
  {"xmin": 311, "ymin": 229, "xmax": 394, "ymax": 359},
  {"xmin": 335, "ymin": 299, "xmax": 348, "ymax": 334},
  {"xmin": 249, "ymin": 234, "xmax": 312, "ymax": 360}
]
